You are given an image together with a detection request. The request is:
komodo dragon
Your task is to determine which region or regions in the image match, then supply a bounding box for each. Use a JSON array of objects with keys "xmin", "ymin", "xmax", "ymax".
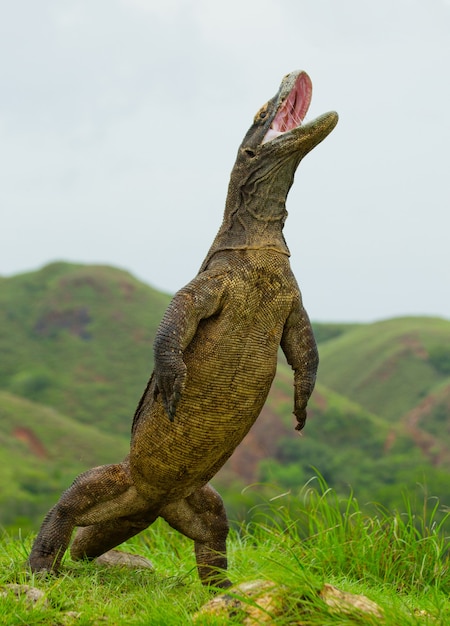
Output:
[{"xmin": 29, "ymin": 70, "xmax": 338, "ymax": 587}]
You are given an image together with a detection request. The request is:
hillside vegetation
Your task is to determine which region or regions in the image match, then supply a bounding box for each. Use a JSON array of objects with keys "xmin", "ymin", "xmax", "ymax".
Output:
[
  {"xmin": 0, "ymin": 262, "xmax": 170, "ymax": 435},
  {"xmin": 1, "ymin": 262, "xmax": 450, "ymax": 531}
]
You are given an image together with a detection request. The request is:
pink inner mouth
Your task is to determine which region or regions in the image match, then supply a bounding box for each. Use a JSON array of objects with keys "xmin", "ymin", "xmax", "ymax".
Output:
[{"xmin": 262, "ymin": 72, "xmax": 312, "ymax": 144}]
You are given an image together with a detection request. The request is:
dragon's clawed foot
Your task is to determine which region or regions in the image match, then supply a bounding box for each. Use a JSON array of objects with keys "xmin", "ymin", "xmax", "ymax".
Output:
[{"xmin": 154, "ymin": 361, "xmax": 187, "ymax": 421}]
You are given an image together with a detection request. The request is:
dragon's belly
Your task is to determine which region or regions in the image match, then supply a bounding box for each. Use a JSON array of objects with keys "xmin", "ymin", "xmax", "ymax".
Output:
[{"xmin": 130, "ymin": 311, "xmax": 284, "ymax": 503}]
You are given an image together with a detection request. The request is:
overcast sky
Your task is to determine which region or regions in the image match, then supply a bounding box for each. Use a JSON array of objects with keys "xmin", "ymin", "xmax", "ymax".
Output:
[{"xmin": 1, "ymin": 0, "xmax": 449, "ymax": 322}]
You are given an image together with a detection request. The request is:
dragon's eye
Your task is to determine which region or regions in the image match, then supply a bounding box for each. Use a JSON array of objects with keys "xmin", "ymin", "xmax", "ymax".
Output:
[{"xmin": 253, "ymin": 103, "xmax": 269, "ymax": 124}]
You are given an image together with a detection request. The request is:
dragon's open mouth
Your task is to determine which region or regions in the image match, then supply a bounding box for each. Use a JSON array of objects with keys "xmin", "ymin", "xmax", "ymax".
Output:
[{"xmin": 262, "ymin": 72, "xmax": 312, "ymax": 144}]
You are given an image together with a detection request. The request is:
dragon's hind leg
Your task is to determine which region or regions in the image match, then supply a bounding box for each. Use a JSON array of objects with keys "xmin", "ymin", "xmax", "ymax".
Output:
[
  {"xmin": 160, "ymin": 483, "xmax": 231, "ymax": 588},
  {"xmin": 29, "ymin": 460, "xmax": 150, "ymax": 573},
  {"xmin": 70, "ymin": 510, "xmax": 157, "ymax": 564}
]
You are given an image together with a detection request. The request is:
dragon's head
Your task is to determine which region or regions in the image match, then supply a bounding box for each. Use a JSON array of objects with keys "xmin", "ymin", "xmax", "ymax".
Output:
[
  {"xmin": 201, "ymin": 71, "xmax": 338, "ymax": 268},
  {"xmin": 241, "ymin": 70, "xmax": 337, "ymax": 158},
  {"xmin": 231, "ymin": 71, "xmax": 338, "ymax": 213}
]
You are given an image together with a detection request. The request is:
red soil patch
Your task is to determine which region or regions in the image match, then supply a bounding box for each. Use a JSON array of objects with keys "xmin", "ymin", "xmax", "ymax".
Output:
[
  {"xmin": 13, "ymin": 427, "xmax": 48, "ymax": 459},
  {"xmin": 399, "ymin": 385, "xmax": 450, "ymax": 466}
]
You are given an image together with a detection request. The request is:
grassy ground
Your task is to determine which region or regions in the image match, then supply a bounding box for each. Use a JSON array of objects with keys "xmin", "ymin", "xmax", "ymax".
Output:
[{"xmin": 1, "ymin": 479, "xmax": 449, "ymax": 624}]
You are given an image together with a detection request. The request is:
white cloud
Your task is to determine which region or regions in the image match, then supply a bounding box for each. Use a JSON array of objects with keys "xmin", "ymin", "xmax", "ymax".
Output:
[
  {"xmin": 192, "ymin": 0, "xmax": 284, "ymax": 44},
  {"xmin": 1, "ymin": 0, "xmax": 450, "ymax": 321},
  {"xmin": 120, "ymin": 0, "xmax": 190, "ymax": 18}
]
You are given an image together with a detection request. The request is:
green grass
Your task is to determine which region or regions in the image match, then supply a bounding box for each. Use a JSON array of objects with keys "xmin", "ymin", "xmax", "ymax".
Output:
[{"xmin": 1, "ymin": 478, "xmax": 449, "ymax": 624}]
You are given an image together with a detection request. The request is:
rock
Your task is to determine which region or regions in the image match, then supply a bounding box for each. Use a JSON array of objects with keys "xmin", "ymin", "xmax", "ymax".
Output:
[
  {"xmin": 1, "ymin": 583, "xmax": 48, "ymax": 607},
  {"xmin": 64, "ymin": 612, "xmax": 82, "ymax": 620},
  {"xmin": 194, "ymin": 579, "xmax": 384, "ymax": 623},
  {"xmin": 95, "ymin": 549, "xmax": 154, "ymax": 569},
  {"xmin": 194, "ymin": 579, "xmax": 286, "ymax": 624},
  {"xmin": 320, "ymin": 583, "xmax": 384, "ymax": 618}
]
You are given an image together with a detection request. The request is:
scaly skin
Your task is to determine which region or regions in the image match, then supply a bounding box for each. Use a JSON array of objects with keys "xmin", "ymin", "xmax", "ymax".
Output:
[{"xmin": 29, "ymin": 70, "xmax": 338, "ymax": 587}]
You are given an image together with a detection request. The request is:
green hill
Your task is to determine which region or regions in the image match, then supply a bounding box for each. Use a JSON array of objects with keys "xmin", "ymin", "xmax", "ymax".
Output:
[
  {"xmin": 316, "ymin": 317, "xmax": 450, "ymax": 470},
  {"xmin": 0, "ymin": 262, "xmax": 170, "ymax": 435},
  {"xmin": 1, "ymin": 262, "xmax": 450, "ymax": 529},
  {"xmin": 317, "ymin": 316, "xmax": 450, "ymax": 420}
]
